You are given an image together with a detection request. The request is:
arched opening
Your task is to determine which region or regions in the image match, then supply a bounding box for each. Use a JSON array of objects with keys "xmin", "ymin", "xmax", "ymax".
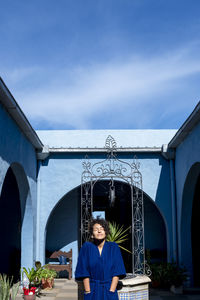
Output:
[
  {"xmin": 45, "ymin": 187, "xmax": 80, "ymax": 277},
  {"xmin": 45, "ymin": 180, "xmax": 167, "ymax": 277},
  {"xmin": 181, "ymin": 162, "xmax": 200, "ymax": 287},
  {"xmin": 0, "ymin": 167, "xmax": 21, "ymax": 281},
  {"xmin": 0, "ymin": 163, "xmax": 32, "ymax": 280},
  {"xmin": 92, "ymin": 180, "xmax": 167, "ymax": 272}
]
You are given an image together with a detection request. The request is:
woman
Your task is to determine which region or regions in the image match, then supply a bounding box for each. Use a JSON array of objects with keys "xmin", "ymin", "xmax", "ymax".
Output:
[{"xmin": 75, "ymin": 218, "xmax": 126, "ymax": 299}]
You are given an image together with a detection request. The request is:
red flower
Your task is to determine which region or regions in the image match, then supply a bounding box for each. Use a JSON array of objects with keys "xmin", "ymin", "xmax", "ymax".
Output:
[
  {"xmin": 30, "ymin": 287, "xmax": 36, "ymax": 294},
  {"xmin": 23, "ymin": 288, "xmax": 29, "ymax": 295},
  {"xmin": 23, "ymin": 287, "xmax": 36, "ymax": 295}
]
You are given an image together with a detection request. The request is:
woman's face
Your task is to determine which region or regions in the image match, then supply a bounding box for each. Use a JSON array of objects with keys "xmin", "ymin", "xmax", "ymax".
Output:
[{"xmin": 92, "ymin": 223, "xmax": 106, "ymax": 240}]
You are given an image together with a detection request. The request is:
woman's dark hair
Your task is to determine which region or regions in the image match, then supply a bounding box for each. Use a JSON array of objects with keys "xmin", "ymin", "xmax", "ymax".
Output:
[{"xmin": 89, "ymin": 217, "xmax": 110, "ymax": 238}]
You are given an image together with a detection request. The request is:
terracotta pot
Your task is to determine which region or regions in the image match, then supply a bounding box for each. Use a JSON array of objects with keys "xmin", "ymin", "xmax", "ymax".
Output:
[
  {"xmin": 41, "ymin": 278, "xmax": 54, "ymax": 289},
  {"xmin": 24, "ymin": 295, "xmax": 36, "ymax": 300}
]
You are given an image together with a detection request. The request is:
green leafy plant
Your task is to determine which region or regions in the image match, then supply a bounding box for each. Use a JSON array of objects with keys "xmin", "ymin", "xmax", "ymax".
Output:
[
  {"xmin": 11, "ymin": 282, "xmax": 20, "ymax": 300},
  {"xmin": 21, "ymin": 267, "xmax": 38, "ymax": 287},
  {"xmin": 21, "ymin": 263, "xmax": 57, "ymax": 288},
  {"xmin": 38, "ymin": 267, "xmax": 57, "ymax": 280},
  {"xmin": 106, "ymin": 222, "xmax": 132, "ymax": 253},
  {"xmin": 0, "ymin": 274, "xmax": 20, "ymax": 300}
]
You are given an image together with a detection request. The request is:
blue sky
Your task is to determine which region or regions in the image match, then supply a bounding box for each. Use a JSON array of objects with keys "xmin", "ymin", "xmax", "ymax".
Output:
[{"xmin": 1, "ymin": 0, "xmax": 200, "ymax": 130}]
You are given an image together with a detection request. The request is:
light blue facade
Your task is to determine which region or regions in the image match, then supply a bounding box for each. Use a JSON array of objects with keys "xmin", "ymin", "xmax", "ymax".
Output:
[
  {"xmin": 1, "ymin": 78, "xmax": 200, "ymax": 286},
  {"xmin": 35, "ymin": 130, "xmax": 177, "ymax": 276}
]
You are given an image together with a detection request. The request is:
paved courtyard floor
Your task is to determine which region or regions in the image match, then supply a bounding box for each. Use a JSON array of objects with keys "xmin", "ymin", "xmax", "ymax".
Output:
[
  {"xmin": 16, "ymin": 279, "xmax": 77, "ymax": 300},
  {"xmin": 16, "ymin": 279, "xmax": 200, "ymax": 300}
]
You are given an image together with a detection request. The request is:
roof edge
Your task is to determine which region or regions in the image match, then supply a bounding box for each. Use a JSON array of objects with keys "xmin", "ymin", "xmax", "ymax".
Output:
[
  {"xmin": 0, "ymin": 77, "xmax": 43, "ymax": 150},
  {"xmin": 48, "ymin": 147, "xmax": 162, "ymax": 153},
  {"xmin": 168, "ymin": 101, "xmax": 200, "ymax": 148}
]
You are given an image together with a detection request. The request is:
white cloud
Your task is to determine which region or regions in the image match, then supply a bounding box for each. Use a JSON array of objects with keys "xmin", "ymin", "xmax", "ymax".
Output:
[
  {"xmin": 4, "ymin": 66, "xmax": 42, "ymax": 84},
  {"xmin": 3, "ymin": 43, "xmax": 200, "ymax": 129}
]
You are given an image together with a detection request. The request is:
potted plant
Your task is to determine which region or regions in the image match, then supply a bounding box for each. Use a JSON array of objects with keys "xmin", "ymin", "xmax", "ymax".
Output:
[
  {"xmin": 21, "ymin": 267, "xmax": 41, "ymax": 299},
  {"xmin": 0, "ymin": 274, "xmax": 20, "ymax": 300},
  {"xmin": 149, "ymin": 262, "xmax": 187, "ymax": 293},
  {"xmin": 23, "ymin": 286, "xmax": 37, "ymax": 300},
  {"xmin": 167, "ymin": 263, "xmax": 187, "ymax": 294},
  {"xmin": 38, "ymin": 267, "xmax": 57, "ymax": 289}
]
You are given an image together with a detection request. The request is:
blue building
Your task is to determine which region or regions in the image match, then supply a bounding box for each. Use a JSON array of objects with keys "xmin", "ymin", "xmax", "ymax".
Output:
[{"xmin": 0, "ymin": 77, "xmax": 199, "ymax": 286}]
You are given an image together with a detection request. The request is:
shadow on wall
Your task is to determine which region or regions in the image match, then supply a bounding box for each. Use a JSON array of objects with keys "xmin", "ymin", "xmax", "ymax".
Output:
[
  {"xmin": 143, "ymin": 193, "xmax": 167, "ymax": 264},
  {"xmin": 153, "ymin": 155, "xmax": 172, "ymax": 261},
  {"xmin": 45, "ymin": 186, "xmax": 80, "ymax": 276},
  {"xmin": 0, "ymin": 162, "xmax": 31, "ymax": 281},
  {"xmin": 0, "ymin": 167, "xmax": 21, "ymax": 281}
]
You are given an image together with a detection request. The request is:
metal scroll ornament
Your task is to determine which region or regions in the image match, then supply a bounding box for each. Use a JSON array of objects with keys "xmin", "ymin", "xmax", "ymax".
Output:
[{"xmin": 81, "ymin": 135, "xmax": 149, "ymax": 276}]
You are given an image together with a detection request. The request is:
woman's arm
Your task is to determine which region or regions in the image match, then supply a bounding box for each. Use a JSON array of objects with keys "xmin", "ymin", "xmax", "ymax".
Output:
[
  {"xmin": 110, "ymin": 276, "xmax": 119, "ymax": 292},
  {"xmin": 83, "ymin": 277, "xmax": 91, "ymax": 293}
]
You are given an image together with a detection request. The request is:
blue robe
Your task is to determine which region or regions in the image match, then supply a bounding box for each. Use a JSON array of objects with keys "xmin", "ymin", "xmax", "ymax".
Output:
[{"xmin": 75, "ymin": 241, "xmax": 126, "ymax": 300}]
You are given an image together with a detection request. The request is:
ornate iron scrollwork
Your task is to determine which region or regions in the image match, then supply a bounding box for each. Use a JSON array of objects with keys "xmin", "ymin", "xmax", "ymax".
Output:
[{"xmin": 81, "ymin": 135, "xmax": 148, "ymax": 276}]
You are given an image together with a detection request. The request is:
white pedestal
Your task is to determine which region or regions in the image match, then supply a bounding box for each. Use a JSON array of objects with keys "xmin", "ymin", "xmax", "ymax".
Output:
[{"xmin": 118, "ymin": 275, "xmax": 151, "ymax": 300}]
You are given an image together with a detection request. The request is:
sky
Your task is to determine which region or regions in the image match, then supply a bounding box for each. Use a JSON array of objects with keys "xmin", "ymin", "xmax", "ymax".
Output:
[{"xmin": 1, "ymin": 0, "xmax": 200, "ymax": 130}]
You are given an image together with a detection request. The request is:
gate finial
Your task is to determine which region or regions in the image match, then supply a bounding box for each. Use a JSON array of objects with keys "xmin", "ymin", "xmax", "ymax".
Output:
[{"xmin": 105, "ymin": 135, "xmax": 117, "ymax": 150}]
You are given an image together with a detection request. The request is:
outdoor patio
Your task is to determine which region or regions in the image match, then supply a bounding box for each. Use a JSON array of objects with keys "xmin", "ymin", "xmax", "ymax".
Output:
[
  {"xmin": 15, "ymin": 279, "xmax": 200, "ymax": 300},
  {"xmin": 16, "ymin": 279, "xmax": 77, "ymax": 300}
]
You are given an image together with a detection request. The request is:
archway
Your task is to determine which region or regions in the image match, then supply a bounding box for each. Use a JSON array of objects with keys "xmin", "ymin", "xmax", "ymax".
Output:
[
  {"xmin": 0, "ymin": 163, "xmax": 32, "ymax": 280},
  {"xmin": 0, "ymin": 167, "xmax": 21, "ymax": 281},
  {"xmin": 44, "ymin": 179, "xmax": 167, "ymax": 277},
  {"xmin": 181, "ymin": 162, "xmax": 200, "ymax": 287}
]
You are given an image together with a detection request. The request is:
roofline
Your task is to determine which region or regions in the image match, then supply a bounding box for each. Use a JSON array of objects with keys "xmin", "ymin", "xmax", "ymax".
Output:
[
  {"xmin": 0, "ymin": 77, "xmax": 43, "ymax": 150},
  {"xmin": 48, "ymin": 147, "xmax": 162, "ymax": 153},
  {"xmin": 37, "ymin": 146, "xmax": 162, "ymax": 159},
  {"xmin": 168, "ymin": 101, "xmax": 200, "ymax": 148}
]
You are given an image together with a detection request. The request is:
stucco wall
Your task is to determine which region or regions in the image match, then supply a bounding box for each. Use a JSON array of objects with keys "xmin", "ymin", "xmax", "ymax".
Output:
[
  {"xmin": 0, "ymin": 101, "xmax": 38, "ymax": 269},
  {"xmin": 174, "ymin": 120, "xmax": 200, "ymax": 281},
  {"xmin": 175, "ymin": 121, "xmax": 200, "ymax": 220}
]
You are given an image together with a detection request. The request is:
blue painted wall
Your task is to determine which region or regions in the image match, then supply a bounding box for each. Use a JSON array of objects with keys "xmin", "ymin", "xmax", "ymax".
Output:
[
  {"xmin": 0, "ymin": 101, "xmax": 37, "ymax": 271},
  {"xmin": 174, "ymin": 120, "xmax": 200, "ymax": 284},
  {"xmin": 37, "ymin": 150, "xmax": 174, "ymax": 276}
]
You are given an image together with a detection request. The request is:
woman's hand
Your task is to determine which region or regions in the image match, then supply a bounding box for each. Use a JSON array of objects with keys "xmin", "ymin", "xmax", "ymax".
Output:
[
  {"xmin": 109, "ymin": 276, "xmax": 119, "ymax": 292},
  {"xmin": 83, "ymin": 278, "xmax": 90, "ymax": 293}
]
